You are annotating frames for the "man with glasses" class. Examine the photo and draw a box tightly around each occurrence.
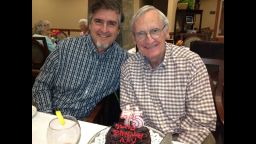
[120,5,216,144]
[32,0,128,121]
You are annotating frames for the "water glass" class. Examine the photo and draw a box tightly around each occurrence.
[47,115,81,144]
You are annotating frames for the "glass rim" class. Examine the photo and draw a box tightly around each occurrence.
[48,115,80,131]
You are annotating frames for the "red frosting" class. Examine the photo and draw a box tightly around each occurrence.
[112,123,144,143]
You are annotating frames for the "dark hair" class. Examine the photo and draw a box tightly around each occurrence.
[88,0,122,27]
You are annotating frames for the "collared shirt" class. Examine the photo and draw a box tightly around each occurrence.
[32,35,128,120]
[120,42,216,144]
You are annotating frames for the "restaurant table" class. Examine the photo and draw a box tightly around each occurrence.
[33,111,183,144]
[32,111,107,144]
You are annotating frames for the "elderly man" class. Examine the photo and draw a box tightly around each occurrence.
[120,5,216,144]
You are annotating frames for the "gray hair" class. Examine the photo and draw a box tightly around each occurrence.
[79,18,88,25]
[33,20,51,35]
[88,0,122,28]
[130,5,169,33]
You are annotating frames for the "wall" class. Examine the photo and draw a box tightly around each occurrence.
[137,0,218,32]
[167,0,178,32]
[32,0,219,48]
[122,0,134,49]
[200,0,218,30]
[153,0,168,19]
[32,0,88,29]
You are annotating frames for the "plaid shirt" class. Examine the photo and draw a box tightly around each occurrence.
[32,35,128,120]
[120,43,216,144]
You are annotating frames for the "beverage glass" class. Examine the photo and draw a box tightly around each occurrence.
[47,115,81,144]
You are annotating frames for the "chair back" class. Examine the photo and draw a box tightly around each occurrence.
[201,58,224,125]
[32,37,49,69]
[190,40,224,60]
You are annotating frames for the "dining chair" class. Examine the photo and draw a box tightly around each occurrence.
[190,40,224,60]
[32,37,49,69]
[201,58,224,143]
[202,58,224,125]
[32,37,49,85]
[33,37,49,52]
[84,91,121,126]
[84,101,103,123]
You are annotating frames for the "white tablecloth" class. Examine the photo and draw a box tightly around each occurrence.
[32,110,183,144]
[32,111,107,144]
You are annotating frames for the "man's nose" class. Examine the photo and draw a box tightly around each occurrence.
[145,32,154,42]
[101,23,108,32]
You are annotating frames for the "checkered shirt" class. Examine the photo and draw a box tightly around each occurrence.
[32,35,128,120]
[120,43,216,144]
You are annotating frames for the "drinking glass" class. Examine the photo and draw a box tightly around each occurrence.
[47,115,81,144]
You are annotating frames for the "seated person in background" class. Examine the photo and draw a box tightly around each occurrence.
[33,20,57,52]
[79,18,89,36]
[120,5,216,144]
[32,0,128,121]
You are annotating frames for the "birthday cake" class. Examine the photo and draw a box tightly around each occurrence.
[105,120,151,144]
[105,105,151,144]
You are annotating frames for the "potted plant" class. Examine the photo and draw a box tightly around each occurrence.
[178,0,195,10]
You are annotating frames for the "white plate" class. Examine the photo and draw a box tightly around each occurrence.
[32,105,37,118]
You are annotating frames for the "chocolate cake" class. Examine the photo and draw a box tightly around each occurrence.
[105,121,151,144]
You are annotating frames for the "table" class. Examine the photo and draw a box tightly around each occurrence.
[32,111,183,144]
[32,111,107,144]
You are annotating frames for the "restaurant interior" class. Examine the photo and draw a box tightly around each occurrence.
[32,0,224,143]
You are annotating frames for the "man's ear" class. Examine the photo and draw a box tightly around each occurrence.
[164,26,170,40]
[131,33,136,44]
[165,32,170,40]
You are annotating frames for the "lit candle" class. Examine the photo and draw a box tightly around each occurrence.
[120,105,133,126]
[131,107,144,128]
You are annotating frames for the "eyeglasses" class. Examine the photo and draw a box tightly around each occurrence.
[135,24,166,41]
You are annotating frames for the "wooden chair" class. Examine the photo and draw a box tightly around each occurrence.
[84,91,121,125]
[32,37,49,85]
[202,58,224,125]
[84,101,103,123]
[32,37,49,69]
[190,40,224,60]
[202,58,224,144]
